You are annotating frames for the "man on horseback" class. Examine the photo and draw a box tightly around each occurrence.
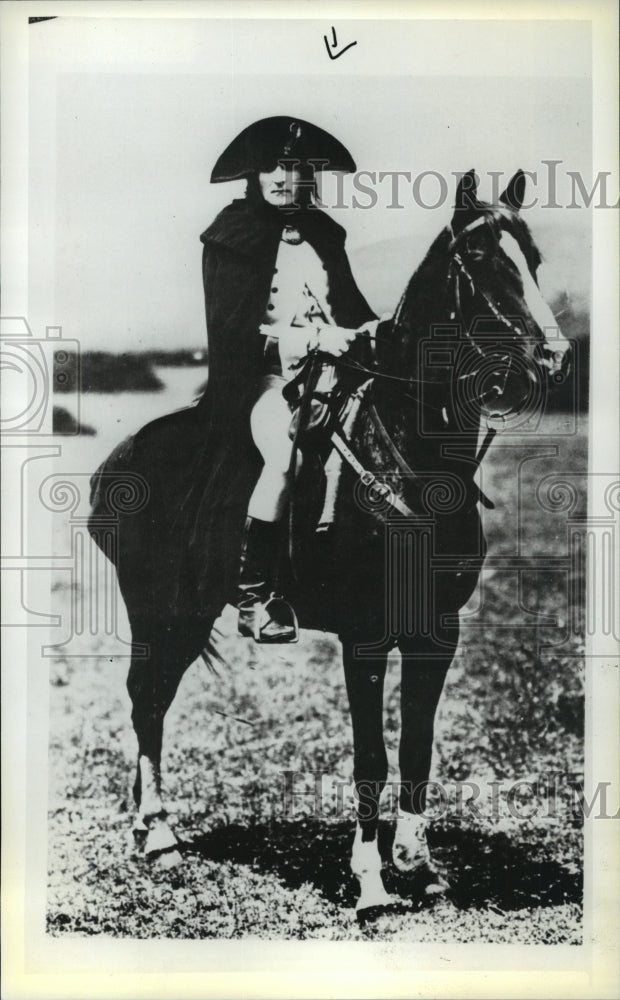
[203,117,379,643]
[89,143,570,914]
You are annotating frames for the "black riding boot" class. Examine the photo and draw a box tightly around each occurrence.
[237,517,298,643]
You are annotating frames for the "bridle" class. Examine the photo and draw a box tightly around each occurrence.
[447,215,535,342]
[326,213,546,518]
[289,216,530,537]
[446,217,518,412]
[335,213,541,413]
[289,214,548,536]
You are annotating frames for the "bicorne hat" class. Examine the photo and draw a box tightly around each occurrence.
[210,116,356,182]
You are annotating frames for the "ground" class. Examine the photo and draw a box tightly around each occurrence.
[46,377,585,941]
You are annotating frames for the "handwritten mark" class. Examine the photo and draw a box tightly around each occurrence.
[324,26,357,60]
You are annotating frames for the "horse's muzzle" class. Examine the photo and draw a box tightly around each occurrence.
[483,365,541,417]
[459,351,543,419]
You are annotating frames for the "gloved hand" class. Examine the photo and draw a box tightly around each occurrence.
[309,325,360,357]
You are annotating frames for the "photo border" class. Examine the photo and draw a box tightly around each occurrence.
[2,2,618,998]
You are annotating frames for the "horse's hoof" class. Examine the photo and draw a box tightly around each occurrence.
[351,826,393,913]
[356,879,394,914]
[425,882,448,898]
[392,811,430,873]
[152,848,183,870]
[355,874,398,926]
[144,816,180,858]
[356,901,396,925]
[399,861,450,903]
[421,865,450,898]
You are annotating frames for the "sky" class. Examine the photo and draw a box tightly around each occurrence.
[28,14,593,351]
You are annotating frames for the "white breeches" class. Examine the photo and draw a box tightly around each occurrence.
[248,380,302,522]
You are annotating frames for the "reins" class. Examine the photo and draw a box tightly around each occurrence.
[285,214,528,552]
[336,215,533,401]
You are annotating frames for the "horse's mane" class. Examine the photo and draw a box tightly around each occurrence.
[495,207,543,275]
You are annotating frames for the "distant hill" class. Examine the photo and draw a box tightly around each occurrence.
[53,349,207,394]
[52,406,96,436]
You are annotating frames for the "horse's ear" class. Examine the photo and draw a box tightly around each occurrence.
[453,169,480,218]
[499,170,526,211]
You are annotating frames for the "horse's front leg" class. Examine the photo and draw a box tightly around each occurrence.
[342,638,394,913]
[393,622,459,896]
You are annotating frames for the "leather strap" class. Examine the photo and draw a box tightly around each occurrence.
[329,428,417,520]
[368,402,419,480]
[474,425,496,467]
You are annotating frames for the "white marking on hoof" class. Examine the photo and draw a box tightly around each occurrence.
[131,757,183,865]
[144,816,179,858]
[351,824,394,913]
[152,848,183,870]
[392,811,431,873]
[391,815,450,898]
[424,875,449,897]
[356,871,394,913]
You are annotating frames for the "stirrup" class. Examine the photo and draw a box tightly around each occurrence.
[238,595,299,644]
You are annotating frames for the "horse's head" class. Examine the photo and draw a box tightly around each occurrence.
[443,169,571,421]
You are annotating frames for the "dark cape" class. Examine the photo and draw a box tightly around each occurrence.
[89,197,376,630]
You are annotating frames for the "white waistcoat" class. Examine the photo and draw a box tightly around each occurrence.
[262,237,335,330]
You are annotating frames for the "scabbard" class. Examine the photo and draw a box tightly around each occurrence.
[316,379,373,532]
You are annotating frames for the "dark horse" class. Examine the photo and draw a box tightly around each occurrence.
[89,171,569,910]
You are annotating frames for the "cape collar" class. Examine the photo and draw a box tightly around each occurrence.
[200,197,346,260]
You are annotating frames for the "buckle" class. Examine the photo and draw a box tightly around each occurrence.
[360,471,375,486]
[370,482,390,500]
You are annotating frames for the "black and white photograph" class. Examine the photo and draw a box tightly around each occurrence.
[1,2,618,998]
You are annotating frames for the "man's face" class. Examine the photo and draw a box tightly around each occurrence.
[257,164,302,207]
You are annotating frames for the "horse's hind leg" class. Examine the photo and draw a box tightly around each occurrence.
[127,618,211,862]
[342,638,393,911]
[127,650,186,862]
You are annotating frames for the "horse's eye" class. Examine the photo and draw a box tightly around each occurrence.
[466,233,491,261]
[468,247,486,262]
